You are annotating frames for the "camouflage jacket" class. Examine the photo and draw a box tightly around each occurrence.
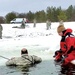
[6,54,42,66]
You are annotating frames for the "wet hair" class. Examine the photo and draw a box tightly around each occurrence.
[21,48,28,55]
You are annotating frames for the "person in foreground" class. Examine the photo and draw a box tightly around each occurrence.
[53,24,75,68]
[6,48,42,67]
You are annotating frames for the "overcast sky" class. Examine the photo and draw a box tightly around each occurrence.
[0,0,75,17]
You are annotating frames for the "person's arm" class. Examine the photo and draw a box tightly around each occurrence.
[6,58,16,66]
[32,55,42,64]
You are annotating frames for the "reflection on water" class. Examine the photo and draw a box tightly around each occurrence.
[4,57,75,75]
[59,67,75,75]
[0,45,68,75]
[0,60,59,75]
[54,60,75,75]
[0,45,58,75]
[7,66,30,75]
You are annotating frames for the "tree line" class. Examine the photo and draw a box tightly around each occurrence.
[0,5,75,23]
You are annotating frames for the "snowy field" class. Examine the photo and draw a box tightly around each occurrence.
[0,22,75,75]
[1,22,75,53]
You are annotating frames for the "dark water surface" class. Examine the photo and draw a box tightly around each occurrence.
[0,60,59,75]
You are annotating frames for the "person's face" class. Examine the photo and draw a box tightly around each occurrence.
[58,32,63,36]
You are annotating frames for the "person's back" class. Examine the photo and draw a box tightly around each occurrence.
[6,48,42,66]
[6,54,42,66]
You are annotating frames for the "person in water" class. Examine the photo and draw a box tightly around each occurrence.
[6,48,42,66]
[53,24,75,67]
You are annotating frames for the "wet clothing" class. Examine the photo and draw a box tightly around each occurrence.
[6,54,42,66]
[53,50,62,62]
[60,29,75,55]
[54,28,75,65]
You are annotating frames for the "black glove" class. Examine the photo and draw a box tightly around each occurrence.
[53,49,62,57]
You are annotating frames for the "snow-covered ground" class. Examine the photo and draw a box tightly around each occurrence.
[1,22,75,51]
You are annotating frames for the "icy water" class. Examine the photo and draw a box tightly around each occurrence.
[0,40,60,75]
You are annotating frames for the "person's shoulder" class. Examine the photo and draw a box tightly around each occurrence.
[9,57,20,60]
[21,54,28,57]
[31,55,41,59]
[31,55,37,57]
[31,55,42,62]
